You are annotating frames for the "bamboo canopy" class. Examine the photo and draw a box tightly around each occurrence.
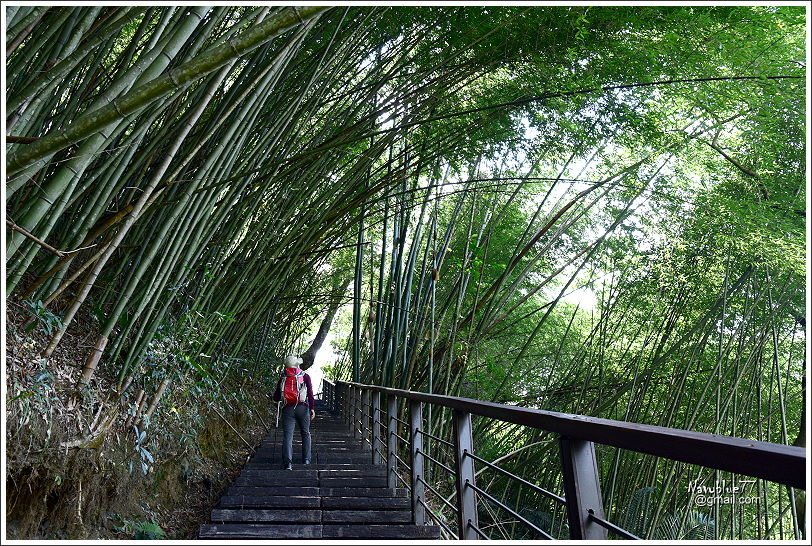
[4,5,805,540]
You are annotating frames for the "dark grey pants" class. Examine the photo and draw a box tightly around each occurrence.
[281,403,311,464]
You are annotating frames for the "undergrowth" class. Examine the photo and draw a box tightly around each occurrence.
[5,301,275,539]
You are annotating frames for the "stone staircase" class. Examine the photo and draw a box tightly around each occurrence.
[198,413,441,539]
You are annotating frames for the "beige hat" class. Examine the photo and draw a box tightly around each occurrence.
[284,355,303,368]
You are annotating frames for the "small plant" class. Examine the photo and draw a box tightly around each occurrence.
[88,298,107,326]
[23,299,62,336]
[131,426,154,475]
[112,516,166,540]
[131,520,166,540]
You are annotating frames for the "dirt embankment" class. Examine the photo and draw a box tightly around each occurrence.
[5,301,273,539]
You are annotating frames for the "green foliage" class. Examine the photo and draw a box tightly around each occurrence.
[654,510,715,540]
[5,5,805,539]
[517,508,569,540]
[615,486,717,539]
[23,299,62,336]
[132,520,166,540]
[9,369,54,404]
[113,517,166,540]
[618,486,657,537]
[131,426,154,476]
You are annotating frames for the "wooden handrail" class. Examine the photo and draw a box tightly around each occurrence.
[338,381,806,490]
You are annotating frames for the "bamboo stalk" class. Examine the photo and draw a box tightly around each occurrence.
[6,6,328,176]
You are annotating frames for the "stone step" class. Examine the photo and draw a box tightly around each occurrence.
[322,496,411,510]
[252,448,368,457]
[242,463,384,471]
[218,495,320,509]
[226,486,408,497]
[230,473,388,487]
[240,465,319,478]
[231,475,319,487]
[201,412,434,541]
[199,524,441,539]
[210,509,321,523]
[322,510,412,524]
[322,524,441,539]
[249,455,373,464]
[320,487,409,497]
[240,465,386,478]
[211,508,412,524]
[319,476,388,488]
[199,523,321,539]
[227,486,320,497]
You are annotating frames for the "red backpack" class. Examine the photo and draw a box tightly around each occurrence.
[282,368,307,405]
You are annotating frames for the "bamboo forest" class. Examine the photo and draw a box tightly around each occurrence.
[3,3,809,542]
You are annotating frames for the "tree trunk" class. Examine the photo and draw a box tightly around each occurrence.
[139,377,171,427]
[301,278,350,370]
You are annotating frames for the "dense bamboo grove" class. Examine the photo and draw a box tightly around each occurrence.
[4,4,807,540]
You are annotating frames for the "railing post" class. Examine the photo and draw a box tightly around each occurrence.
[362,389,371,450]
[353,386,362,441]
[326,381,334,412]
[409,399,426,525]
[387,394,398,489]
[559,436,607,540]
[343,383,350,423]
[453,410,479,539]
[336,383,348,422]
[348,385,355,434]
[372,391,382,464]
[338,382,348,422]
[346,384,353,431]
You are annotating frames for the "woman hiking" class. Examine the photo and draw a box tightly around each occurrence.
[273,355,316,469]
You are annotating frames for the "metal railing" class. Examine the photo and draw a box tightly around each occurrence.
[324,380,805,540]
[319,378,337,411]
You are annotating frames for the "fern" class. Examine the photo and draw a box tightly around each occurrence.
[654,513,682,540]
[131,521,165,540]
[618,486,656,537]
[653,509,715,539]
[617,486,716,540]
[681,511,715,540]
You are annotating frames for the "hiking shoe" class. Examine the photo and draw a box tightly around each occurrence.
[284,463,293,470]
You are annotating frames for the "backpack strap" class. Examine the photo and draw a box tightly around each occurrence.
[291,369,303,407]
[299,370,307,406]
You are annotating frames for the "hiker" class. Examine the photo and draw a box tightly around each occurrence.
[273,355,316,470]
